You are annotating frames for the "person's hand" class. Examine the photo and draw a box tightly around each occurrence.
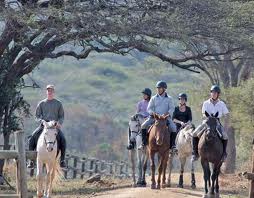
[56,122,61,129]
[180,122,185,126]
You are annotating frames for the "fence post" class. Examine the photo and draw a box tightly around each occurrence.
[89,160,94,177]
[249,138,254,198]
[81,158,86,179]
[95,161,98,174]
[15,130,28,198]
[73,157,78,179]
[64,156,69,179]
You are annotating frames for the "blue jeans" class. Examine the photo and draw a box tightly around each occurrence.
[141,116,176,133]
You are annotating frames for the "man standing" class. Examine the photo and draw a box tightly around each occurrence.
[27,85,67,168]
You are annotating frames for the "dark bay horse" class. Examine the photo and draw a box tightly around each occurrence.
[199,111,223,198]
[148,113,170,189]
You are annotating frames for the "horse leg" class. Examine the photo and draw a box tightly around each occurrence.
[141,147,148,186]
[130,149,136,187]
[201,159,209,195]
[137,148,142,186]
[149,150,156,189]
[162,150,169,188]
[36,159,43,198]
[191,157,196,189]
[166,153,173,187]
[157,152,163,189]
[47,163,56,198]
[44,163,51,197]
[177,157,185,188]
[209,164,218,196]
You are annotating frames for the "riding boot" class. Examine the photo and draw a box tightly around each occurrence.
[170,132,178,154]
[191,137,199,161]
[170,132,177,149]
[27,125,43,168]
[126,140,135,150]
[57,130,67,168]
[141,129,148,146]
[221,139,228,162]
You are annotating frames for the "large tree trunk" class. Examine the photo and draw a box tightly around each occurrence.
[221,123,236,173]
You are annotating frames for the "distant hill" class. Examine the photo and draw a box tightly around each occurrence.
[21,52,208,160]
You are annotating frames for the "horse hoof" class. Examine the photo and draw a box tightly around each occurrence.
[151,184,156,189]
[177,184,183,188]
[141,181,147,187]
[136,181,142,187]
[166,183,171,188]
[132,183,137,188]
[191,183,196,189]
[162,183,166,188]
[156,184,161,189]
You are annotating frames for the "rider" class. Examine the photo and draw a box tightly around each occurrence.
[141,81,176,146]
[172,93,192,151]
[27,85,67,168]
[191,85,229,162]
[127,88,152,150]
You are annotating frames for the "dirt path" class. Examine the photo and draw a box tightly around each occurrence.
[92,186,204,198]
[91,173,247,198]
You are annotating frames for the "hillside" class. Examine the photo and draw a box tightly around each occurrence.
[21,52,208,160]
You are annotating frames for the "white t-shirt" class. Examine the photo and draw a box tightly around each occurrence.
[202,99,229,118]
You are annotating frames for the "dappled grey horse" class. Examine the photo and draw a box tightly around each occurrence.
[167,124,196,188]
[128,114,149,187]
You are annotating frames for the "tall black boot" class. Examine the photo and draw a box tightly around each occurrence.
[141,129,148,146]
[27,125,43,168]
[191,137,199,161]
[170,132,177,149]
[127,128,134,150]
[57,130,67,168]
[221,139,228,162]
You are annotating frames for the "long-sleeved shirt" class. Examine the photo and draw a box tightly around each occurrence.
[136,100,149,118]
[173,106,192,131]
[202,99,229,118]
[147,93,175,118]
[35,98,64,124]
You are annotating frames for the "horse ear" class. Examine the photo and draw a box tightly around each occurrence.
[154,113,158,120]
[214,112,219,118]
[205,111,210,117]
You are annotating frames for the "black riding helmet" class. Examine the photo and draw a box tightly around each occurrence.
[178,93,188,101]
[210,85,221,94]
[156,81,167,89]
[142,88,152,97]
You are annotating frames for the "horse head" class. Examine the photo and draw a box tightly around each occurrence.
[153,113,168,146]
[43,121,58,152]
[204,111,219,139]
[180,123,195,143]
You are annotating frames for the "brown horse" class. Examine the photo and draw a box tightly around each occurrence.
[199,111,223,198]
[148,113,170,189]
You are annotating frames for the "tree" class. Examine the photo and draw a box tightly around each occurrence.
[0,0,254,177]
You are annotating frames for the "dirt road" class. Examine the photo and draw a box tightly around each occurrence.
[93,186,204,198]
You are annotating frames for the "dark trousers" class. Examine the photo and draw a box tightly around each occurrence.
[28,124,66,161]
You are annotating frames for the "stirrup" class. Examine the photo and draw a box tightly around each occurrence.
[191,154,199,161]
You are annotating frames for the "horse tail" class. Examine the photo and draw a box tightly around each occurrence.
[53,152,65,185]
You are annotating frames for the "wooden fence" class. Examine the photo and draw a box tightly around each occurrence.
[62,155,130,179]
[0,131,36,198]
[29,154,130,179]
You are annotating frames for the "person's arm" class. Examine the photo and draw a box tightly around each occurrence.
[201,102,207,118]
[58,103,64,126]
[188,107,193,122]
[167,97,174,118]
[35,102,44,124]
[136,101,141,114]
[147,97,155,115]
[172,107,184,124]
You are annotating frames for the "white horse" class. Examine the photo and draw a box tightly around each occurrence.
[167,123,196,189]
[129,114,149,187]
[36,121,60,198]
